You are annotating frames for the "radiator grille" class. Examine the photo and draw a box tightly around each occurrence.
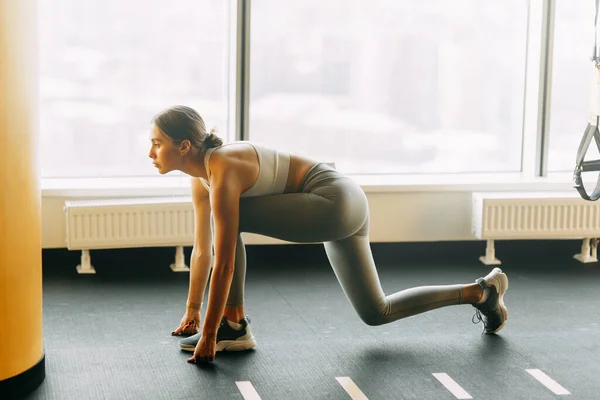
[64,197,195,250]
[472,193,600,239]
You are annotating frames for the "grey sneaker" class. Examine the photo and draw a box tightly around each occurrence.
[472,268,509,334]
[179,316,257,352]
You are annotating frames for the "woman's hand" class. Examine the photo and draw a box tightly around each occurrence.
[171,310,201,336]
[187,333,217,363]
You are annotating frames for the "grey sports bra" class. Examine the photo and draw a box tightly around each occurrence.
[199,141,291,198]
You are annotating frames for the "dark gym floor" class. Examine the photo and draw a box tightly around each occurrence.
[26,240,600,399]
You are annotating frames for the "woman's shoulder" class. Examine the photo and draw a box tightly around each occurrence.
[211,141,277,159]
[218,140,267,149]
[206,141,267,173]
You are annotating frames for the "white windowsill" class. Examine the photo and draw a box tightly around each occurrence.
[41,172,577,198]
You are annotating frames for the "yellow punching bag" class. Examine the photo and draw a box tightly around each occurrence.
[0,0,45,398]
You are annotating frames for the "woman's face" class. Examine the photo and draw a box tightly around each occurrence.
[148,123,182,174]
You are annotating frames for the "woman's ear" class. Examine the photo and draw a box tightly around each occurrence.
[179,140,191,156]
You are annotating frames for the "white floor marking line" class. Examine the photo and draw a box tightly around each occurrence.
[432,373,473,399]
[526,369,571,395]
[336,377,369,400]
[235,381,262,400]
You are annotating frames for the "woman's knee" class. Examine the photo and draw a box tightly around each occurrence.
[357,309,388,326]
[352,299,390,326]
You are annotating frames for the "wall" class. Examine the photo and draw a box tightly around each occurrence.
[41,173,575,248]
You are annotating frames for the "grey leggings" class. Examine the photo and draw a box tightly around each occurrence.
[223,163,464,326]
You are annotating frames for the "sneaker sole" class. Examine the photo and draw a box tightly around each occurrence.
[485,268,509,334]
[180,336,257,353]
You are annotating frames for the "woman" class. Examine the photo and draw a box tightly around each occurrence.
[148,105,509,364]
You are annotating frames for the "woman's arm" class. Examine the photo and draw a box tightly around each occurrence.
[186,178,214,312]
[201,159,244,338]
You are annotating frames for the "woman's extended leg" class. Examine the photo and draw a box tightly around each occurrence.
[224,206,482,325]
[323,214,497,326]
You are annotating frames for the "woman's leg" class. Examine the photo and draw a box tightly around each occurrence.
[323,214,484,326]
[223,233,246,323]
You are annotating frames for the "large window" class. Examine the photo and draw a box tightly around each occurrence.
[248,0,530,174]
[547,0,598,172]
[38,0,231,178]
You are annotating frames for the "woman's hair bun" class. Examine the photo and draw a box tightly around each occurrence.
[204,128,223,148]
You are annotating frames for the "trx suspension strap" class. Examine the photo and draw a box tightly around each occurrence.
[574,0,600,200]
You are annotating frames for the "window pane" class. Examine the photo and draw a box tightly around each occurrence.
[38,0,230,178]
[249,0,528,174]
[548,0,598,172]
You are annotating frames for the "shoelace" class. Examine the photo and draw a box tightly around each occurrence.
[472,308,486,335]
[471,282,490,326]
[472,308,483,325]
[472,284,490,333]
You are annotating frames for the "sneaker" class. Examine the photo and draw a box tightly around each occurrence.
[472,267,509,334]
[179,316,257,352]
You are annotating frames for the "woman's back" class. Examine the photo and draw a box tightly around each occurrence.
[201,141,319,197]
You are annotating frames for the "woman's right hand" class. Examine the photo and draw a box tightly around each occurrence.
[171,311,201,336]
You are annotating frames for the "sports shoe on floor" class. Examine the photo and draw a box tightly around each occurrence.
[179,316,257,352]
[472,267,509,334]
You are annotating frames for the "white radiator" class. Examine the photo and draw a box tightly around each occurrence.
[64,197,195,274]
[472,192,600,265]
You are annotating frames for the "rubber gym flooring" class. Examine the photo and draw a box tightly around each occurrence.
[26,240,600,399]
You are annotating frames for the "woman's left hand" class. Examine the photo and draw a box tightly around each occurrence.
[187,333,217,363]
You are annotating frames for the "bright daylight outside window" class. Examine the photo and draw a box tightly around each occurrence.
[38,0,230,178]
[249,0,529,175]
[548,0,599,173]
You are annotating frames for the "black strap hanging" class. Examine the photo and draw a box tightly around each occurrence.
[573,0,600,201]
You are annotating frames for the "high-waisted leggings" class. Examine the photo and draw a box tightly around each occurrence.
[222,163,464,326]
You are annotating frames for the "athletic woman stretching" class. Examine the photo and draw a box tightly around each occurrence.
[148,106,509,364]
